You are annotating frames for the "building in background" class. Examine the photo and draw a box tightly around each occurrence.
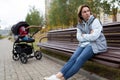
[101,12,120,24]
[45,0,53,25]
[117,13,120,22]
[0,29,10,36]
[103,14,113,24]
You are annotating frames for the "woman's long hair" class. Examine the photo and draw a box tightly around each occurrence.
[77,4,96,23]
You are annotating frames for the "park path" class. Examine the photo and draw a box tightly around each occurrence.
[0,38,89,80]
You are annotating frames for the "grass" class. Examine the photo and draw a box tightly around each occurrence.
[33,32,47,50]
[83,61,120,80]
[0,35,6,39]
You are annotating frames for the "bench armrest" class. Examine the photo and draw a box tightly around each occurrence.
[39,36,48,43]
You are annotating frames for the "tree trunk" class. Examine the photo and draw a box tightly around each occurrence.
[112,8,118,22]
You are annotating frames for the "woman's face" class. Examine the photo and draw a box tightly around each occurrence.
[81,7,91,21]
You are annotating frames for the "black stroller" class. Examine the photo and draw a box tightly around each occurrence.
[11,21,42,64]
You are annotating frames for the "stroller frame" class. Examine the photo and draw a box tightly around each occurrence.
[12,22,42,64]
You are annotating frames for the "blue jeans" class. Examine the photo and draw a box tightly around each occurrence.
[22,36,34,42]
[60,45,94,79]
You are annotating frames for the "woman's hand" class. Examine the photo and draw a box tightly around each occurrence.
[90,30,94,34]
[81,34,84,37]
[81,30,94,37]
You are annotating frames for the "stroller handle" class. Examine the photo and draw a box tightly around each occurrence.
[28,26,42,38]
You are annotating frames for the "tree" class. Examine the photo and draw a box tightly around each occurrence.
[48,0,102,29]
[67,0,85,26]
[67,0,101,25]
[101,0,120,22]
[48,0,70,29]
[48,0,84,29]
[25,7,44,32]
[47,0,120,30]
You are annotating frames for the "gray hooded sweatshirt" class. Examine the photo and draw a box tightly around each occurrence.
[76,15,107,54]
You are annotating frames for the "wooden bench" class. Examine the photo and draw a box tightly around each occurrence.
[37,22,120,68]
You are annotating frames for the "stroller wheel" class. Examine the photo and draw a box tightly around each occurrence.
[20,53,28,64]
[12,54,19,61]
[34,51,42,60]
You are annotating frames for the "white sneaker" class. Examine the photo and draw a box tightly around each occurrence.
[44,75,60,80]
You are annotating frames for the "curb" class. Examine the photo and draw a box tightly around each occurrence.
[43,53,108,80]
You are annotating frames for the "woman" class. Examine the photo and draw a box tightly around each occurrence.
[44,4,107,80]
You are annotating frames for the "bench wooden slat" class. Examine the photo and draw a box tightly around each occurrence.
[38,22,120,68]
[38,43,76,52]
[94,55,120,63]
[91,59,120,68]
[100,53,120,58]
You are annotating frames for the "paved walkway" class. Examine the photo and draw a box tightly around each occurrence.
[0,38,89,80]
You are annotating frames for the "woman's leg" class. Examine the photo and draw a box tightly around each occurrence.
[43,47,84,80]
[60,46,84,76]
[63,45,94,79]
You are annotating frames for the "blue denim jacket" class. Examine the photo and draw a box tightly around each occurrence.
[76,15,107,54]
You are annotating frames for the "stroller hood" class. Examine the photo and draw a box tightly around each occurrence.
[11,21,29,35]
